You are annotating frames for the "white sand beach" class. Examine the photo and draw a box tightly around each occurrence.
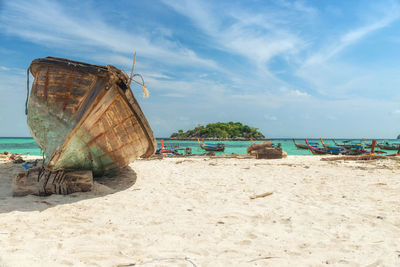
[0,155,399,266]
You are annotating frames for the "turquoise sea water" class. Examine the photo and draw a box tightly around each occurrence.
[1,137,398,156]
[0,137,42,155]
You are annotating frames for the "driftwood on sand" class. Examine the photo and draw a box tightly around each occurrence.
[249,191,274,199]
[13,167,93,197]
[246,141,272,153]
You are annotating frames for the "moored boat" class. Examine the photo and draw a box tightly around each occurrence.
[320,138,346,152]
[377,141,400,150]
[332,139,364,150]
[362,138,372,148]
[292,139,308,149]
[198,139,225,152]
[305,139,341,155]
[27,57,156,176]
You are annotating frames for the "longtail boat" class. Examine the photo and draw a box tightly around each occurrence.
[292,139,308,149]
[332,139,364,150]
[362,138,372,148]
[320,138,343,149]
[320,138,330,148]
[197,139,225,152]
[156,139,182,155]
[305,139,342,155]
[27,57,156,176]
[319,138,346,153]
[332,139,356,147]
[377,141,400,150]
[369,139,398,156]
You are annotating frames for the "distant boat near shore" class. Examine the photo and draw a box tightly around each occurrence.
[292,139,308,149]
[377,141,400,150]
[197,139,225,152]
[3,137,400,157]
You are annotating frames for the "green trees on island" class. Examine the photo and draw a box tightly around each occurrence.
[170,122,265,139]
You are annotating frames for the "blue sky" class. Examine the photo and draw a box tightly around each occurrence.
[1,0,400,138]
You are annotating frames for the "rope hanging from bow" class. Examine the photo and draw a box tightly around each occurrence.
[128,52,149,98]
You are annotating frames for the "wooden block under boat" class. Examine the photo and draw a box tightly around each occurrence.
[13,168,93,196]
[255,147,283,159]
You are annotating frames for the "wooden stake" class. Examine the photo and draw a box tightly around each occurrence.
[128,52,136,86]
[250,191,273,199]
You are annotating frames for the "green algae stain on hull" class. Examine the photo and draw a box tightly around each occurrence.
[27,94,76,166]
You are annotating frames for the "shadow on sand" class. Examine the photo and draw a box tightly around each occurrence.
[0,160,137,214]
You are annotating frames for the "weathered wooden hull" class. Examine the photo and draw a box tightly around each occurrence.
[27,57,156,176]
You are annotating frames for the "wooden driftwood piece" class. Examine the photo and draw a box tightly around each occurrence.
[321,155,400,161]
[250,191,273,199]
[256,147,283,159]
[13,167,93,197]
[247,142,283,159]
[246,142,272,154]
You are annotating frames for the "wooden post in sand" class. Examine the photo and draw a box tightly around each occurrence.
[13,167,93,197]
[370,139,376,155]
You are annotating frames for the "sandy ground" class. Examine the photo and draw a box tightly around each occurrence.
[0,155,399,266]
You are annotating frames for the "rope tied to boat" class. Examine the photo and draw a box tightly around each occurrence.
[107,63,149,98]
[127,52,149,98]
[131,73,149,98]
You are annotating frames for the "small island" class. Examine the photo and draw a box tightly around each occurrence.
[169,122,265,140]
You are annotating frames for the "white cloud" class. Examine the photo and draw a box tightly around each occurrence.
[303,3,400,67]
[160,93,186,98]
[288,89,309,97]
[264,114,277,121]
[1,0,400,138]
[0,0,219,70]
[144,73,173,80]
[162,0,304,67]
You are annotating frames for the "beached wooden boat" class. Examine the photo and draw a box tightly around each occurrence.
[27,57,156,176]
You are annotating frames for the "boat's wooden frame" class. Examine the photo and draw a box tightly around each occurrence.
[27,57,156,176]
